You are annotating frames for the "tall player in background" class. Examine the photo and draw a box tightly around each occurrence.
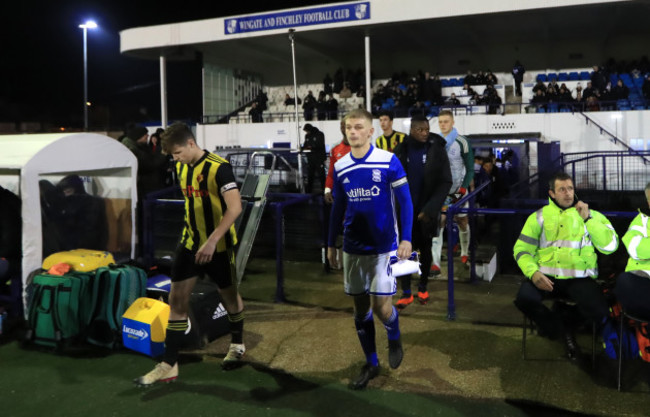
[327,109,413,390]
[135,122,246,386]
[431,110,474,275]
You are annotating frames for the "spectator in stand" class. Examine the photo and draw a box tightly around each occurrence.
[248,101,263,123]
[530,89,548,112]
[591,65,608,95]
[462,83,476,97]
[475,71,486,85]
[323,73,333,95]
[611,79,630,101]
[512,60,526,96]
[487,90,502,114]
[557,86,573,105]
[642,73,650,101]
[582,81,597,101]
[585,95,600,112]
[284,93,301,106]
[326,93,339,120]
[485,71,498,86]
[303,90,317,121]
[444,93,460,106]
[547,77,560,93]
[356,85,366,98]
[532,80,547,95]
[255,90,269,111]
[463,70,476,86]
[333,68,344,93]
[317,91,328,121]
[408,100,427,117]
[545,86,558,103]
[339,82,352,99]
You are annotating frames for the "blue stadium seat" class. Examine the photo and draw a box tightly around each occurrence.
[631,98,645,107]
[536,73,547,82]
[633,105,646,110]
[617,99,630,108]
[536,107,546,113]
[428,106,440,117]
[568,72,579,80]
[560,107,571,112]
[580,71,591,80]
[610,74,619,85]
[634,77,644,87]
[619,105,631,111]
[441,79,451,87]
[547,72,557,81]
[558,72,568,81]
[546,103,559,113]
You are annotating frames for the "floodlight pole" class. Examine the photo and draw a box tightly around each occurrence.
[288,28,304,193]
[79,21,97,131]
[82,26,89,131]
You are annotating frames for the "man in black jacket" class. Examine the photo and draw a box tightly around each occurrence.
[301,124,327,193]
[393,115,452,308]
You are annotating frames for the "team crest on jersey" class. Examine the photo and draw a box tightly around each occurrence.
[372,169,381,182]
[196,174,204,183]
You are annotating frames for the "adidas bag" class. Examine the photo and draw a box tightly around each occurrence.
[182,280,230,349]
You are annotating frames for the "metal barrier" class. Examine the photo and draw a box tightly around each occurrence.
[268,192,322,302]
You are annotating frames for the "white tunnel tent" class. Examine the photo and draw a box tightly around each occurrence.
[0,133,138,311]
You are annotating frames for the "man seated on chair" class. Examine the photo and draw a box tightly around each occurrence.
[513,171,619,361]
[615,182,650,319]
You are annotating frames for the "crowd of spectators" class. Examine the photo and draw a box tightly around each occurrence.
[529,57,650,113]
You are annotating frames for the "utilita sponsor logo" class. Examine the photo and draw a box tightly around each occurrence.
[346,185,380,198]
[123,325,149,340]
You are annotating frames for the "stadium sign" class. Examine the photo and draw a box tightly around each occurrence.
[225,2,370,34]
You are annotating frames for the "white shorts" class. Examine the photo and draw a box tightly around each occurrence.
[342,251,397,296]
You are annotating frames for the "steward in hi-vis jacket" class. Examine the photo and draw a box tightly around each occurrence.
[513,172,619,361]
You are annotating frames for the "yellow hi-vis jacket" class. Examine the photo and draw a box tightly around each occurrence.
[623,210,650,278]
[513,198,619,279]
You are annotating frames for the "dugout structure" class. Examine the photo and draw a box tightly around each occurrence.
[0,133,138,316]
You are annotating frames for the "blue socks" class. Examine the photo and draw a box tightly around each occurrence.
[354,310,378,366]
[382,306,401,341]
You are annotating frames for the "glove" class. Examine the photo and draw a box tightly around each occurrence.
[451,187,467,203]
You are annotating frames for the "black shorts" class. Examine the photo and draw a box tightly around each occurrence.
[171,246,237,289]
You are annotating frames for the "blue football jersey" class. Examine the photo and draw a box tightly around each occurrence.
[332,146,409,255]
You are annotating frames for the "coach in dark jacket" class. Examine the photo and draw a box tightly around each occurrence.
[393,115,452,306]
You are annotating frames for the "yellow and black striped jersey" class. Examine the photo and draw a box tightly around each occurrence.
[176,150,238,253]
[375,131,406,153]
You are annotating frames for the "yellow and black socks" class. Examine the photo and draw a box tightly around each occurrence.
[228,310,245,344]
[162,319,188,365]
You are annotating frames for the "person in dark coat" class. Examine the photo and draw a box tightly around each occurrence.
[392,115,452,307]
[512,60,526,96]
[301,123,327,193]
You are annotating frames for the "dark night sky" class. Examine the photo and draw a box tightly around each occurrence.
[0,1,338,131]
